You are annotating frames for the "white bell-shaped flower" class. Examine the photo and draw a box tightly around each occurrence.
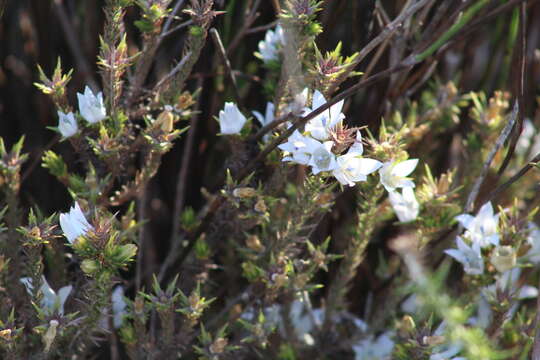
[257,25,285,63]
[304,90,345,141]
[378,159,418,192]
[218,102,247,135]
[332,132,381,186]
[308,141,337,174]
[278,129,321,165]
[455,201,499,248]
[388,187,419,223]
[57,111,78,138]
[59,202,93,244]
[77,86,106,124]
[444,236,484,275]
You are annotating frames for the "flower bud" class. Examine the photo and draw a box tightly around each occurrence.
[0,329,12,340]
[155,110,174,132]
[254,199,267,213]
[209,337,228,354]
[43,320,59,353]
[81,259,100,275]
[233,187,256,198]
[490,246,516,273]
[423,335,445,346]
[246,235,265,253]
[116,244,138,264]
[397,315,415,337]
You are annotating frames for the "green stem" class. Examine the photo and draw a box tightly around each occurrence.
[415,0,491,62]
[323,184,383,330]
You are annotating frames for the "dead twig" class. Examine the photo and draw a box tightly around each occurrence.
[464,101,519,213]
[210,28,243,109]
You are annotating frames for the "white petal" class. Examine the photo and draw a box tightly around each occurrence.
[356,158,382,175]
[393,159,418,177]
[455,214,474,229]
[252,110,265,126]
[57,285,73,315]
[312,90,326,109]
[518,285,538,299]
[444,249,467,264]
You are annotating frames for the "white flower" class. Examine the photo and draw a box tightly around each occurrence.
[252,102,275,127]
[455,201,499,248]
[59,202,93,244]
[516,119,540,159]
[112,286,127,329]
[477,268,538,328]
[218,102,247,135]
[257,25,285,63]
[484,268,538,301]
[20,276,72,316]
[244,298,324,346]
[285,88,309,116]
[288,300,325,346]
[378,159,418,192]
[332,132,382,186]
[308,141,337,174]
[388,187,419,222]
[352,332,395,360]
[304,90,345,141]
[77,86,106,124]
[278,129,321,165]
[252,102,275,142]
[444,236,484,275]
[57,111,78,138]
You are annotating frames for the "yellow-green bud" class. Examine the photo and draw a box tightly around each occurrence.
[81,259,100,274]
[490,246,516,273]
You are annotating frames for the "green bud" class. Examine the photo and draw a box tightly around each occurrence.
[116,244,137,264]
[81,259,100,275]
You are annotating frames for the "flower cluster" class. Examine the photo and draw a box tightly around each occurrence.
[216,88,420,224]
[444,202,501,275]
[257,25,285,64]
[57,86,107,138]
[278,90,382,187]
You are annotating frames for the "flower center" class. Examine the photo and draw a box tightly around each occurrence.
[313,148,332,170]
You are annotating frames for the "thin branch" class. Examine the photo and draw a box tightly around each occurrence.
[464,101,519,213]
[210,28,243,109]
[226,0,262,54]
[158,78,203,283]
[487,152,540,203]
[496,1,527,176]
[152,51,192,93]
[245,20,279,35]
[161,0,186,36]
[53,0,98,89]
[160,19,193,38]
[327,0,431,94]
